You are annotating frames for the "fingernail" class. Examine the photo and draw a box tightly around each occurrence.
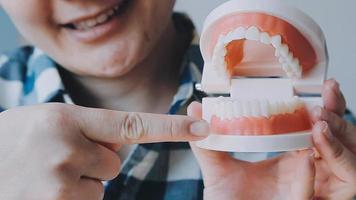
[313,106,323,118]
[327,79,341,96]
[190,120,210,137]
[316,121,333,141]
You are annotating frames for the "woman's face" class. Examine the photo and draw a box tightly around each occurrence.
[0,0,176,77]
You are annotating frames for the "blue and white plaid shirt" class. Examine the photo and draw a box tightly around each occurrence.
[1,16,355,200]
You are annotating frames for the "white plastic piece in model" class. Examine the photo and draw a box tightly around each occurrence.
[196,0,328,152]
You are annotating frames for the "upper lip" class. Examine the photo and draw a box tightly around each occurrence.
[59,1,123,26]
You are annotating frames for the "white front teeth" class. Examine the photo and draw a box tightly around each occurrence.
[271,35,282,48]
[279,44,289,57]
[212,36,230,78]
[246,26,260,41]
[260,32,271,45]
[74,5,119,30]
[212,26,303,79]
[224,27,246,44]
[213,97,305,120]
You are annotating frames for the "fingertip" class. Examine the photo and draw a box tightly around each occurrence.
[187,101,202,118]
[324,78,340,91]
[310,106,324,122]
[190,120,210,137]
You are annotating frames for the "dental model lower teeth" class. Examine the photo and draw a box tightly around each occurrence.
[211,97,311,135]
[213,97,304,120]
[196,0,328,152]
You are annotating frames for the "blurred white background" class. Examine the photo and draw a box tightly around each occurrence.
[1,0,356,113]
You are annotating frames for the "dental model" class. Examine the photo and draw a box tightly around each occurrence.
[196,0,328,152]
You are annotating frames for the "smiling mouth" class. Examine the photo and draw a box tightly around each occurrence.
[61,0,131,31]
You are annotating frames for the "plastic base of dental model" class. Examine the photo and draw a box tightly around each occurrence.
[195,131,312,152]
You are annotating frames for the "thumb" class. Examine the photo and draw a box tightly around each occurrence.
[312,121,356,181]
[188,102,235,185]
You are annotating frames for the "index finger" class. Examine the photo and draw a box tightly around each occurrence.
[74,106,209,145]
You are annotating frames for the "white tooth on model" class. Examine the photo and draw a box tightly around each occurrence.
[271,35,282,48]
[212,98,306,119]
[227,101,234,119]
[243,101,251,116]
[260,100,270,117]
[278,57,285,64]
[282,63,290,73]
[212,36,229,78]
[217,99,223,118]
[269,102,277,115]
[260,32,271,45]
[221,101,227,119]
[246,26,260,41]
[251,100,261,117]
[213,27,306,81]
[280,102,288,114]
[279,44,289,57]
[287,52,294,62]
[286,71,294,78]
[233,27,247,40]
[224,31,235,44]
[224,27,246,44]
[296,70,302,78]
[233,101,242,118]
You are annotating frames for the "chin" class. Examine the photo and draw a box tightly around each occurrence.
[96,63,134,78]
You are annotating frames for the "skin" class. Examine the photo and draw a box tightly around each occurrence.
[0,0,355,199]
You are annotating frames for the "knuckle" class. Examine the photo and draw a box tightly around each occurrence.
[332,142,345,160]
[119,113,147,142]
[51,149,79,178]
[166,118,180,140]
[36,104,72,129]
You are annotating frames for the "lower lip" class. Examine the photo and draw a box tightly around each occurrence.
[65,8,127,43]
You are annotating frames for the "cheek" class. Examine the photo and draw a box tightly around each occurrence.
[2,1,53,42]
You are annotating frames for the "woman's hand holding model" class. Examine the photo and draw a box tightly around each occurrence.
[311,79,356,199]
[189,79,356,200]
[0,104,209,200]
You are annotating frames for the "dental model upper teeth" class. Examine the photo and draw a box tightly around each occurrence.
[212,26,303,79]
[212,36,230,79]
[212,97,304,120]
[73,5,119,30]
[246,26,260,41]
[260,32,271,45]
[224,27,246,44]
